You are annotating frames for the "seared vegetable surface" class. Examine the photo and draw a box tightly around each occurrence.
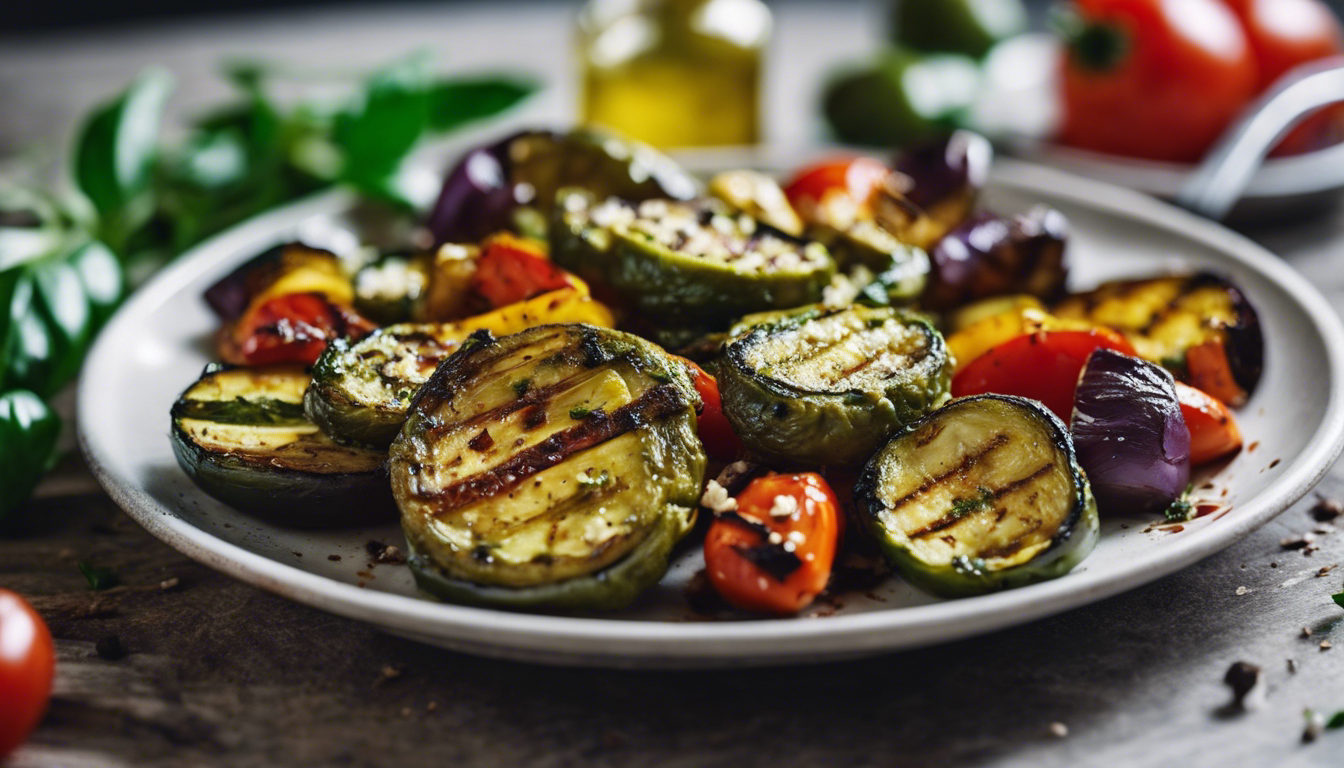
[924,206,1069,312]
[171,364,393,526]
[390,324,705,610]
[552,191,836,324]
[307,287,616,447]
[1071,349,1191,516]
[719,305,952,467]
[1052,273,1264,406]
[857,395,1099,597]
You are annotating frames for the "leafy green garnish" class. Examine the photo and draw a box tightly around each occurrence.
[570,406,593,420]
[77,561,119,590]
[1333,591,1344,610]
[1165,484,1196,523]
[0,392,62,517]
[1330,711,1344,730]
[512,378,532,397]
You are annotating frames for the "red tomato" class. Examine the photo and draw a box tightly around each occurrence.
[673,356,746,461]
[783,157,892,218]
[703,473,841,616]
[951,329,1137,423]
[1175,381,1243,464]
[1223,0,1344,155]
[0,590,54,757]
[225,292,377,366]
[1058,0,1259,162]
[470,234,574,309]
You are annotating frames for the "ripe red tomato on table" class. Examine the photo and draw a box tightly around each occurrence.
[1057,0,1260,163]
[0,589,55,757]
[1222,0,1344,155]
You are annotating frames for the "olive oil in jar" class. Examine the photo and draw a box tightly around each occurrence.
[578,0,771,148]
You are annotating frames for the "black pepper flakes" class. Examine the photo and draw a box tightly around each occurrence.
[1224,661,1263,711]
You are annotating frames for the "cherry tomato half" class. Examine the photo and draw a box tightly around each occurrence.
[470,234,575,310]
[224,292,377,367]
[783,157,892,219]
[703,473,841,616]
[951,328,1136,424]
[0,590,54,757]
[1058,0,1259,163]
[673,356,746,461]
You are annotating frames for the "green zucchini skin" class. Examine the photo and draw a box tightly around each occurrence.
[390,324,706,611]
[550,189,836,325]
[171,364,394,528]
[811,222,930,306]
[406,510,689,611]
[306,325,461,448]
[855,395,1099,597]
[718,305,952,467]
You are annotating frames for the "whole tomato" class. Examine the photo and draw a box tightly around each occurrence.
[1223,0,1344,155]
[0,590,55,757]
[1058,0,1259,163]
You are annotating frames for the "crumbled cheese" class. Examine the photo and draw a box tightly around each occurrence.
[700,480,738,514]
[769,495,800,519]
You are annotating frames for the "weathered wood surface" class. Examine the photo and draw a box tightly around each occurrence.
[3,3,1344,766]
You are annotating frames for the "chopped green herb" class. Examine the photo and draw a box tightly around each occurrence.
[1328,711,1344,730]
[569,406,592,420]
[649,368,673,384]
[950,487,995,518]
[1333,591,1344,609]
[78,561,119,590]
[577,469,612,492]
[511,378,531,397]
[1165,484,1196,523]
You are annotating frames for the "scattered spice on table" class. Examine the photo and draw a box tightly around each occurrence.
[1311,494,1343,523]
[1223,661,1264,711]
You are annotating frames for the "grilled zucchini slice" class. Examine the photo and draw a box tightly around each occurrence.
[1052,273,1263,405]
[390,324,706,610]
[306,287,616,447]
[551,190,836,325]
[719,305,952,467]
[170,364,393,527]
[856,395,1099,597]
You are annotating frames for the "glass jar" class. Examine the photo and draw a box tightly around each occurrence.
[577,0,771,148]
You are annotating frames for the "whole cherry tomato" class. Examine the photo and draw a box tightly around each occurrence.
[703,473,841,616]
[1223,0,1344,155]
[0,589,55,757]
[783,157,892,222]
[951,328,1137,424]
[673,356,746,461]
[1058,0,1259,162]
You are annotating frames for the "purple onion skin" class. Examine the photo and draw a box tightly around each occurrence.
[923,205,1069,311]
[1071,349,1191,517]
[203,243,287,321]
[426,131,541,246]
[892,130,992,213]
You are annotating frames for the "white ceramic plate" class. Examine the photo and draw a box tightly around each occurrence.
[79,158,1344,668]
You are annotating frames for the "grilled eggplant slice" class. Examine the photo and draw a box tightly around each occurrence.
[551,190,836,325]
[719,305,952,467]
[170,364,393,527]
[856,395,1099,597]
[1052,273,1264,406]
[306,287,616,447]
[390,324,706,610]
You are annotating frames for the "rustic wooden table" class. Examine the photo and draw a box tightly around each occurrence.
[3,3,1344,767]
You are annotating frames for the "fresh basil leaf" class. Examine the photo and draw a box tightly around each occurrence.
[0,390,62,519]
[1328,711,1344,730]
[1334,591,1344,609]
[335,54,431,204]
[73,69,174,228]
[428,77,538,133]
[68,241,125,325]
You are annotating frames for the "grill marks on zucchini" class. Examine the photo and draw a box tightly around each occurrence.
[719,306,952,467]
[170,365,394,527]
[551,190,836,324]
[391,325,705,605]
[857,396,1099,597]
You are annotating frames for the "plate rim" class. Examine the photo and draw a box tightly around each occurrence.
[77,158,1344,666]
